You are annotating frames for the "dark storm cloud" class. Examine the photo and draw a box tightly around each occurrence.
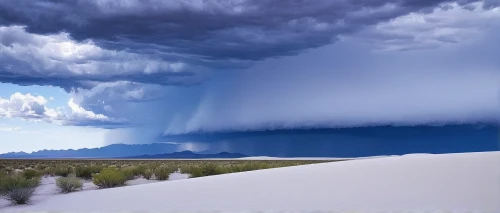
[160,125,499,157]
[0,70,196,91]
[0,0,497,91]
[0,0,493,61]
[0,25,199,91]
[0,0,499,131]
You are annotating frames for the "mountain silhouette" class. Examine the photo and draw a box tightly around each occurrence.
[121,150,248,159]
[0,143,179,158]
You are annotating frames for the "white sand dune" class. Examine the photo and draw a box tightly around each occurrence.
[3,151,499,213]
[238,156,354,160]
[239,155,404,160]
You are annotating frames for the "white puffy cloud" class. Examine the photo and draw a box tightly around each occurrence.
[0,92,124,127]
[64,98,114,124]
[343,2,500,51]
[0,92,64,122]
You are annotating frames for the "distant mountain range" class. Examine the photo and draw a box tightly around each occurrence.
[121,150,248,159]
[0,143,181,158]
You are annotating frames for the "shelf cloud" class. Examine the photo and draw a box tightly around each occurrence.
[0,0,498,141]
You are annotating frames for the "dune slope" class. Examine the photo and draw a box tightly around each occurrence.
[4,151,500,212]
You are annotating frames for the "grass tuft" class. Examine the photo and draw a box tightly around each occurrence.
[0,175,40,205]
[54,166,73,177]
[154,167,175,180]
[182,163,229,178]
[21,169,40,179]
[121,167,137,180]
[92,168,127,188]
[56,177,83,193]
[75,166,94,179]
[142,169,153,180]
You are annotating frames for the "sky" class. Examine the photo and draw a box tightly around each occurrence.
[0,0,499,154]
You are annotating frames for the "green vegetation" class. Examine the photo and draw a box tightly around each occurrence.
[75,166,94,179]
[179,161,298,178]
[56,177,83,193]
[21,169,40,179]
[0,158,344,204]
[3,167,14,175]
[0,159,341,193]
[181,163,228,178]
[121,167,137,180]
[47,166,74,177]
[154,167,175,180]
[0,175,40,205]
[133,165,147,177]
[1,159,336,177]
[92,168,127,188]
[35,164,48,171]
[4,188,37,205]
[142,169,153,180]
[0,175,40,193]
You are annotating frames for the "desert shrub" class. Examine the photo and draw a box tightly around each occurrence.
[42,167,55,176]
[185,166,204,178]
[35,164,47,171]
[92,168,126,188]
[3,188,36,205]
[142,169,153,180]
[4,167,14,174]
[21,169,40,179]
[121,167,136,180]
[179,165,195,174]
[134,166,147,176]
[75,166,93,179]
[227,164,243,173]
[54,166,73,177]
[0,175,40,205]
[90,165,104,173]
[246,163,256,171]
[56,177,83,193]
[207,164,229,175]
[235,162,270,172]
[0,175,40,193]
[154,167,174,180]
[147,163,160,171]
[184,164,228,178]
